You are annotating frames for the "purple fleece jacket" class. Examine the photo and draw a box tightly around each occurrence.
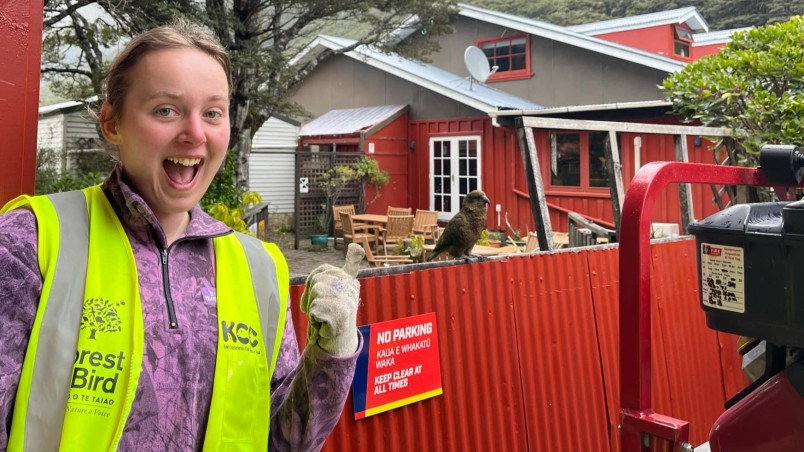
[0,167,360,451]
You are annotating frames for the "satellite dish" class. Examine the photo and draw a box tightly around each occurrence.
[464,46,491,83]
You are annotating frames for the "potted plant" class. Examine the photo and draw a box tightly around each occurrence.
[310,210,330,249]
[314,156,389,248]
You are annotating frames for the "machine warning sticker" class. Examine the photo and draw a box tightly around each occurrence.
[700,243,745,313]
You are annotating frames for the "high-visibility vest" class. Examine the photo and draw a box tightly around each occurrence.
[1,186,289,451]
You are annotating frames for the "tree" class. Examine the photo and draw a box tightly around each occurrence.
[42,0,457,191]
[662,17,804,161]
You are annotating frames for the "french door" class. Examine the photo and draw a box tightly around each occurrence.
[429,135,482,221]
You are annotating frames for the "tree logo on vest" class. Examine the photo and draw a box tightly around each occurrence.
[80,297,125,339]
[67,297,128,417]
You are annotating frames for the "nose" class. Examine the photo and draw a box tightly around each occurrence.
[179,115,207,146]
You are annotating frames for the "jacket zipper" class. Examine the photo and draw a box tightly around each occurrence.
[160,248,179,329]
[157,231,232,330]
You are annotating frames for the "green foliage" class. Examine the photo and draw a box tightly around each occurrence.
[35,147,110,195]
[476,228,490,245]
[662,17,804,161]
[201,151,262,234]
[317,156,390,233]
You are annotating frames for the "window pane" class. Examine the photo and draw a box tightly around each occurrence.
[674,42,690,57]
[434,177,442,193]
[511,42,526,54]
[435,196,442,211]
[511,55,526,70]
[551,133,581,187]
[468,139,477,155]
[481,47,494,58]
[495,41,511,56]
[460,178,467,194]
[434,159,442,176]
[434,141,441,158]
[442,141,451,157]
[459,159,466,175]
[468,159,477,176]
[443,178,451,194]
[459,140,468,156]
[496,57,510,72]
[588,132,610,188]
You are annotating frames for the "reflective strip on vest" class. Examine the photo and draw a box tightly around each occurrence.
[233,232,279,366]
[23,191,89,452]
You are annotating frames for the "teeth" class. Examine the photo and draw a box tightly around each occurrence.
[167,157,201,166]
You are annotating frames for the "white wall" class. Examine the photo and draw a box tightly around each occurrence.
[248,116,300,214]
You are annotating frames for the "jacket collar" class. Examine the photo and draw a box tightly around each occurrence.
[101,165,231,245]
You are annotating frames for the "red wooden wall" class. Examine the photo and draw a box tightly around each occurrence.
[365,112,410,214]
[592,25,683,61]
[289,238,746,451]
[0,1,43,204]
[409,117,726,235]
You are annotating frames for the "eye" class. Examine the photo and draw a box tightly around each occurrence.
[155,107,177,117]
[204,110,224,119]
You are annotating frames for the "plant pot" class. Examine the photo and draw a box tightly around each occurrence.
[310,234,329,249]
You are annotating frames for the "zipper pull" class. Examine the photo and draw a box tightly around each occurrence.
[161,248,168,265]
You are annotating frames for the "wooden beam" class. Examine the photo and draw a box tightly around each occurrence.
[520,116,734,137]
[604,131,625,237]
[674,135,694,233]
[515,119,554,251]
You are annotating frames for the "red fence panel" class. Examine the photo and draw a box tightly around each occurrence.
[288,238,742,451]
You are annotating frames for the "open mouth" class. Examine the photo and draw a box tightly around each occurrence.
[163,157,202,186]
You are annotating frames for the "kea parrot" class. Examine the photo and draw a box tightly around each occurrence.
[427,190,490,261]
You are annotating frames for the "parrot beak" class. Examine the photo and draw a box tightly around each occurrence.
[483,196,490,205]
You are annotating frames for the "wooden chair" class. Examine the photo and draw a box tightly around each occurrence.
[412,209,438,243]
[332,205,355,250]
[387,206,412,216]
[339,211,379,256]
[358,237,413,267]
[378,214,414,255]
[524,231,539,252]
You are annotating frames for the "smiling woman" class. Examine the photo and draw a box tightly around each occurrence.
[0,19,362,452]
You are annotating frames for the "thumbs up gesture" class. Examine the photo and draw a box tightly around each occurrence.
[300,243,366,356]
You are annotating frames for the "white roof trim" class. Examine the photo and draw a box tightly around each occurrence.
[567,7,708,35]
[488,100,672,117]
[692,27,752,46]
[458,4,685,73]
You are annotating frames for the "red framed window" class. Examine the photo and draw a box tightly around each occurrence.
[673,25,693,59]
[549,132,616,190]
[476,34,531,82]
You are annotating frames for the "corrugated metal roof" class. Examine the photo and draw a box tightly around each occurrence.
[299,104,407,137]
[692,27,752,46]
[300,36,542,114]
[457,4,686,73]
[567,6,708,34]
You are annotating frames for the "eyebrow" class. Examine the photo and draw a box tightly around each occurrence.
[148,91,229,102]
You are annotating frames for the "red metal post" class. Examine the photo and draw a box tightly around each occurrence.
[0,0,44,204]
[618,161,770,451]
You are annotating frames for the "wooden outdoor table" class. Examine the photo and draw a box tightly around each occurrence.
[351,213,388,225]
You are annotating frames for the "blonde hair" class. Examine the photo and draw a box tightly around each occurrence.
[101,19,232,123]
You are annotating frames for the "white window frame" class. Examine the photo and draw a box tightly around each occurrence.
[428,135,482,221]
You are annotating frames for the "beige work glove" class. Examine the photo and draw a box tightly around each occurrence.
[300,243,366,356]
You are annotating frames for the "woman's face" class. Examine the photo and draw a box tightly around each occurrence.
[101,47,230,222]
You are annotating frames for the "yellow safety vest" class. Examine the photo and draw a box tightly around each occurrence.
[1,186,289,451]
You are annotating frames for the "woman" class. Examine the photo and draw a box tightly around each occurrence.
[0,20,362,451]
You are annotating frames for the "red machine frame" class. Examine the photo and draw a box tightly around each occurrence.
[618,161,785,451]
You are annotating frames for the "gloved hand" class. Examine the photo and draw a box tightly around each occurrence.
[300,243,366,356]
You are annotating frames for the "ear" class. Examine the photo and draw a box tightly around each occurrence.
[99,102,123,145]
